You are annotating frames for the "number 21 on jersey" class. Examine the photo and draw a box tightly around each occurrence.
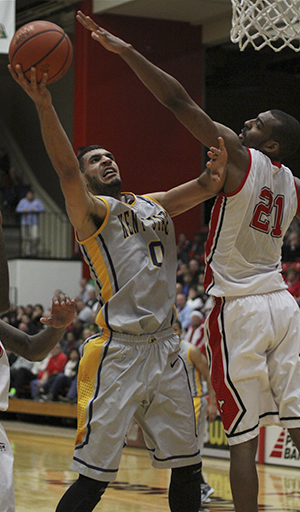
[250,187,284,238]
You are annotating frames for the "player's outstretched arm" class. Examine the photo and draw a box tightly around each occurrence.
[7,65,103,235]
[0,293,75,361]
[150,137,227,217]
[76,11,238,152]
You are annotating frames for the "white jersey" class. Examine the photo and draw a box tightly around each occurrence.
[0,342,9,411]
[204,148,299,297]
[76,193,177,335]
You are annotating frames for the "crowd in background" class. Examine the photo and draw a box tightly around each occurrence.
[3,277,100,404]
[2,217,300,405]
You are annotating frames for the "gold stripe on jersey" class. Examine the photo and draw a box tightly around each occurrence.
[75,198,113,330]
[84,236,112,302]
[75,328,110,446]
[193,396,201,428]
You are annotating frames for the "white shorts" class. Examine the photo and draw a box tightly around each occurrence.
[205,290,300,446]
[0,422,15,512]
[71,328,201,481]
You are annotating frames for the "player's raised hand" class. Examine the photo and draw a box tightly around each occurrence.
[8,64,51,107]
[40,293,75,329]
[206,136,228,183]
[76,10,129,54]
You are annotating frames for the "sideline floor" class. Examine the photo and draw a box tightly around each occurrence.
[3,420,300,512]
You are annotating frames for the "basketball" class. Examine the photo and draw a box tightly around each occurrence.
[8,20,73,84]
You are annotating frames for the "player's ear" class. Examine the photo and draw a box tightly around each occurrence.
[263,139,280,156]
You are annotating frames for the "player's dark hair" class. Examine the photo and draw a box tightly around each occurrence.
[77,145,105,173]
[270,110,300,160]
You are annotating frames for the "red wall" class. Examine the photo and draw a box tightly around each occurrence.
[74,0,204,240]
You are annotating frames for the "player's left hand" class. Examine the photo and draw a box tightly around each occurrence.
[206,136,228,183]
[40,293,75,329]
[76,10,129,54]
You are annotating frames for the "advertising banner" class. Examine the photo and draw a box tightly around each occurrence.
[264,426,300,467]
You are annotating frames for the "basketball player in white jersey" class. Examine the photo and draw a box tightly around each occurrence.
[8,43,227,512]
[0,212,75,512]
[75,11,300,512]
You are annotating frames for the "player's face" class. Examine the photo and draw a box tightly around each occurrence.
[83,148,122,197]
[238,111,277,150]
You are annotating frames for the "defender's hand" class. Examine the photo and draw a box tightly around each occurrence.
[40,293,75,329]
[76,10,130,54]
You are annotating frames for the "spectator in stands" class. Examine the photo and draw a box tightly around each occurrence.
[15,189,45,257]
[176,232,190,265]
[30,303,45,332]
[69,317,84,340]
[8,353,51,399]
[176,262,189,286]
[61,330,81,356]
[187,230,207,263]
[59,374,78,404]
[195,271,205,297]
[184,310,204,348]
[19,314,39,335]
[77,277,94,303]
[2,308,18,328]
[9,355,34,398]
[186,285,204,312]
[25,304,34,317]
[80,326,95,343]
[15,305,25,325]
[282,230,300,262]
[175,292,193,333]
[41,348,80,402]
[75,299,92,327]
[30,343,68,399]
[188,258,202,286]
[286,267,300,305]
[176,282,184,296]
[182,272,193,298]
[86,287,98,313]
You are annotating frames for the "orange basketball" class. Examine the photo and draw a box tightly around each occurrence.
[9,20,73,84]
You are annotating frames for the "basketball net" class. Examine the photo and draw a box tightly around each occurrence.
[230,0,300,52]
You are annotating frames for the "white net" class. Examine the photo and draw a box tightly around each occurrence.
[230,0,300,52]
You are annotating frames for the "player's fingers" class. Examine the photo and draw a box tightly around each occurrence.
[39,315,52,325]
[40,72,48,86]
[7,63,16,77]
[14,64,25,79]
[30,67,38,85]
[217,136,225,150]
